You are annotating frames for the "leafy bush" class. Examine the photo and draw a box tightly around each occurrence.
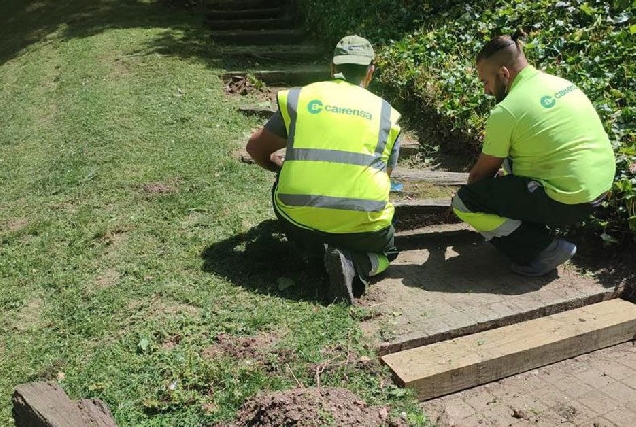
[296,0,636,244]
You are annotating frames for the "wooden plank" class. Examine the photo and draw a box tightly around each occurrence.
[12,382,116,427]
[392,168,468,185]
[381,299,636,401]
[393,198,452,215]
[77,399,117,427]
[13,382,87,427]
[222,65,328,85]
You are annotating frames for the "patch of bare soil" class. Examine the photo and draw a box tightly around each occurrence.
[95,268,120,289]
[225,75,282,111]
[227,387,408,427]
[202,332,278,360]
[141,182,178,194]
[7,218,29,232]
[201,332,296,371]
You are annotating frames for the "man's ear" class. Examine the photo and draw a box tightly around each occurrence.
[498,66,510,81]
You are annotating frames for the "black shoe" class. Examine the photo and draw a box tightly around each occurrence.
[323,246,356,304]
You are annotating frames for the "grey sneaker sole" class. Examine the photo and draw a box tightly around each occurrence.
[511,239,577,277]
[324,248,355,304]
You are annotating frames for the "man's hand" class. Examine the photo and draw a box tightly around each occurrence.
[246,127,287,172]
[467,153,505,185]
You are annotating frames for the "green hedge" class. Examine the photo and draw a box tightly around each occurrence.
[295,0,636,244]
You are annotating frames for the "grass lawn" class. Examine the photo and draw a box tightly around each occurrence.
[0,0,425,425]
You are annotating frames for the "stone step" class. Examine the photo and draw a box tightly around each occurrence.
[391,168,468,185]
[393,198,452,216]
[217,44,325,61]
[205,17,295,31]
[382,299,636,401]
[204,0,278,10]
[211,29,306,45]
[223,64,328,86]
[204,7,284,20]
[359,222,624,357]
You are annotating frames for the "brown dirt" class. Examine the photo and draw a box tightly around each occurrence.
[95,268,121,289]
[202,332,279,360]
[227,387,408,427]
[141,182,178,194]
[7,218,29,232]
[201,332,297,372]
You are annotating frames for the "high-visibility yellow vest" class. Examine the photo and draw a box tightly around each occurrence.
[274,80,401,234]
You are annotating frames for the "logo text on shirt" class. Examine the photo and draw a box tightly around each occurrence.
[307,99,373,120]
[540,84,577,109]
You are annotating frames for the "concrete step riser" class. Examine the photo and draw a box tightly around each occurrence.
[204,8,284,20]
[206,18,294,31]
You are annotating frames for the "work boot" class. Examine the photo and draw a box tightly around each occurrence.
[323,246,356,304]
[510,238,577,277]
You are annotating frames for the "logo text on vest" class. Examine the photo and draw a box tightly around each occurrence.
[307,99,373,120]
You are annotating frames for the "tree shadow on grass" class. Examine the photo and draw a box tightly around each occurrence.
[0,0,234,69]
[200,219,329,304]
[0,0,297,72]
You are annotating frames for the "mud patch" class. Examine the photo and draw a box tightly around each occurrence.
[160,334,183,351]
[202,332,282,363]
[225,75,274,101]
[95,268,121,289]
[6,218,29,232]
[13,298,44,332]
[141,181,178,194]
[229,387,407,427]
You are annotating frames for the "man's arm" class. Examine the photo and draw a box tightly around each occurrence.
[467,153,505,184]
[245,127,287,172]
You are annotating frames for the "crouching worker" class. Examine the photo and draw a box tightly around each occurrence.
[452,29,615,276]
[246,35,402,303]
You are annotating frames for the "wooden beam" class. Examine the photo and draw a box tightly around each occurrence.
[381,299,636,401]
[393,198,452,215]
[12,382,116,427]
[391,168,468,186]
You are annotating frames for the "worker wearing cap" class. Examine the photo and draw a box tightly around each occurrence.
[246,35,402,303]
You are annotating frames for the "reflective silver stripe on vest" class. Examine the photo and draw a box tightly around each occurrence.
[285,148,386,170]
[286,88,301,149]
[277,193,386,212]
[374,99,393,155]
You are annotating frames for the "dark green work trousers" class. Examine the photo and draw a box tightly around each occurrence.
[456,175,597,265]
[271,179,398,278]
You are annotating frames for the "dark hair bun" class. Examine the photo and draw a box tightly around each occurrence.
[511,28,528,42]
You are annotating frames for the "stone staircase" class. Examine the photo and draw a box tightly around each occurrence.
[205,0,328,84]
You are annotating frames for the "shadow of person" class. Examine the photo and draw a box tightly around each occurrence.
[387,228,556,295]
[200,219,328,303]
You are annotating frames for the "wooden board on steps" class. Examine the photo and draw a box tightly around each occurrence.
[381,299,636,401]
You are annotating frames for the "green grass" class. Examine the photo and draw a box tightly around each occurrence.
[0,1,426,425]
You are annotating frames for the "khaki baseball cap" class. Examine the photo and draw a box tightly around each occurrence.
[332,35,375,66]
